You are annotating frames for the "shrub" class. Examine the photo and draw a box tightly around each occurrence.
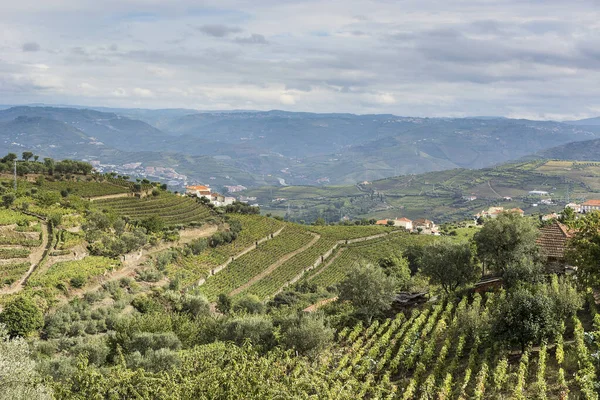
[0,296,44,337]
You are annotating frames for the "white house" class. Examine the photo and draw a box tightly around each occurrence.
[393,217,413,230]
[582,200,600,213]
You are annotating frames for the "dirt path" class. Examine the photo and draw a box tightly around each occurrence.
[0,221,50,295]
[64,224,219,301]
[488,180,501,198]
[229,233,321,297]
[307,247,346,281]
[88,192,132,202]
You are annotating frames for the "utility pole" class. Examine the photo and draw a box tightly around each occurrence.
[13,160,17,191]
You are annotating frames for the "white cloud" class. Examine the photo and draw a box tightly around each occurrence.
[0,0,599,118]
[132,87,154,97]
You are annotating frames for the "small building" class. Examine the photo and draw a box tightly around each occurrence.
[394,217,413,230]
[186,185,211,198]
[463,195,477,202]
[582,200,600,213]
[375,219,391,226]
[565,203,582,213]
[542,213,559,221]
[536,220,574,273]
[413,218,436,231]
[529,190,549,196]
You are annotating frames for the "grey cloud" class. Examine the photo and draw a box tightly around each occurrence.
[22,42,40,52]
[235,34,268,44]
[198,24,242,37]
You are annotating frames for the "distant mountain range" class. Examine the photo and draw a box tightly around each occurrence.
[1,104,600,189]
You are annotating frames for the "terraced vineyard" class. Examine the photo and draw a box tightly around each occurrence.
[27,256,120,290]
[235,236,338,299]
[40,180,131,197]
[199,225,315,300]
[0,262,31,286]
[308,233,436,287]
[313,293,597,399]
[94,194,214,226]
[167,215,285,286]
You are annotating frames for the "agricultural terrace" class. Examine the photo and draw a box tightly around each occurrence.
[307,290,594,399]
[0,209,42,287]
[166,214,285,286]
[94,193,214,226]
[199,224,316,300]
[307,232,436,288]
[27,256,120,290]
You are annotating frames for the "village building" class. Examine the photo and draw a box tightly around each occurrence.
[541,213,559,221]
[393,217,413,230]
[186,185,211,197]
[463,195,477,202]
[581,199,600,213]
[375,219,391,226]
[565,203,582,213]
[476,207,524,219]
[536,220,574,273]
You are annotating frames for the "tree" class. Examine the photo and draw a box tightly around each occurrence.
[566,211,600,288]
[492,286,561,352]
[378,256,411,290]
[33,155,39,162]
[216,294,232,314]
[0,325,52,399]
[21,152,33,162]
[233,295,264,314]
[473,212,540,276]
[338,263,396,323]
[0,296,43,337]
[2,153,17,163]
[502,257,544,289]
[281,314,334,356]
[43,158,55,174]
[559,206,576,225]
[420,240,480,293]
[141,215,165,234]
[2,193,15,209]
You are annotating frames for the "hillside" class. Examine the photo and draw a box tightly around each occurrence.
[538,138,600,161]
[243,159,600,223]
[3,106,600,188]
[1,166,599,399]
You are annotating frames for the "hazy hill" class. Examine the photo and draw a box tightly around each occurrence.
[563,116,600,126]
[538,137,600,160]
[3,105,600,187]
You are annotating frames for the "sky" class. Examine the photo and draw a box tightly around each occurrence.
[1,0,600,119]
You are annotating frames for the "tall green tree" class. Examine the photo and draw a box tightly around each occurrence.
[21,151,33,162]
[420,240,480,293]
[338,263,396,323]
[0,296,43,338]
[0,325,51,399]
[473,212,540,276]
[566,211,600,288]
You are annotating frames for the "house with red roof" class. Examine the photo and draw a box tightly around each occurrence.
[582,199,600,213]
[393,217,413,230]
[536,220,574,273]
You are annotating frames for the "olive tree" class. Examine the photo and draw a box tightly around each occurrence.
[419,240,479,293]
[473,212,540,276]
[0,324,51,400]
[338,263,396,323]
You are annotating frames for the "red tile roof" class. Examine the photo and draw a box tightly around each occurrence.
[187,185,210,191]
[375,219,390,225]
[583,200,600,206]
[396,217,412,222]
[536,220,573,260]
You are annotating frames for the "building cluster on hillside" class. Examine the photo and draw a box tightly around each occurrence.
[375,217,439,235]
[89,160,188,188]
[475,206,525,219]
[186,185,236,207]
[224,185,247,193]
[565,200,600,213]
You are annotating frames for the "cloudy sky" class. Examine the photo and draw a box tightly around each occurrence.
[1,0,599,119]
